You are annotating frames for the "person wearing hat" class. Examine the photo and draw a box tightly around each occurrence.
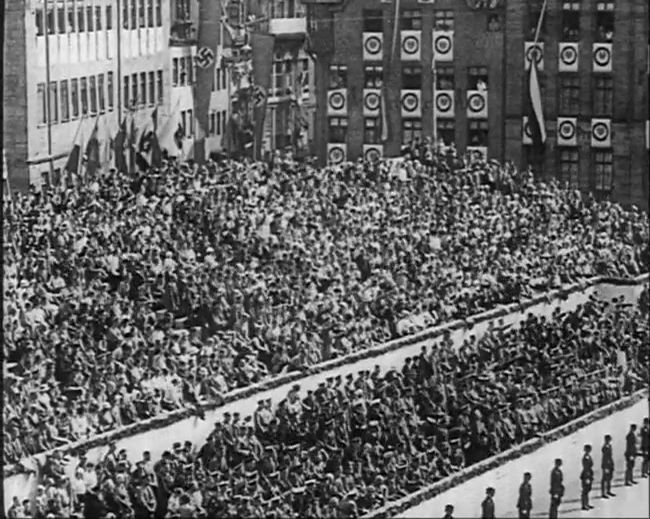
[517,472,532,519]
[625,423,639,486]
[481,487,495,519]
[580,445,594,510]
[548,458,564,519]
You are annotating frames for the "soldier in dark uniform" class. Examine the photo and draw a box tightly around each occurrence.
[601,434,615,498]
[641,417,649,478]
[442,503,454,519]
[549,458,564,519]
[581,444,594,510]
[517,472,532,519]
[481,487,495,519]
[625,424,638,485]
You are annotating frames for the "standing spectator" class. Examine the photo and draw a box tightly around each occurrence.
[580,445,594,510]
[442,504,455,519]
[625,424,638,485]
[601,434,615,498]
[481,487,495,519]
[549,458,564,519]
[641,417,649,478]
[517,472,532,519]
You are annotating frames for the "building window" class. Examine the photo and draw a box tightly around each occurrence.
[209,112,216,135]
[131,73,138,107]
[437,120,455,145]
[130,0,137,29]
[122,0,129,29]
[468,67,488,90]
[402,65,422,90]
[89,76,97,114]
[595,1,614,42]
[80,77,88,115]
[98,74,105,112]
[147,0,154,27]
[139,72,146,105]
[36,9,44,36]
[107,72,114,110]
[67,5,76,32]
[362,9,383,32]
[156,0,162,26]
[172,58,179,86]
[180,58,187,85]
[328,65,347,89]
[558,75,580,114]
[558,148,579,187]
[46,7,55,34]
[148,71,155,105]
[527,0,546,40]
[37,83,47,124]
[106,6,113,30]
[364,118,380,144]
[593,150,613,191]
[71,78,79,118]
[157,70,163,103]
[468,120,488,146]
[123,75,130,108]
[187,109,193,136]
[434,10,454,31]
[400,9,422,30]
[60,80,69,122]
[364,66,383,88]
[328,117,348,143]
[86,6,94,31]
[77,5,85,32]
[402,119,422,145]
[593,76,613,115]
[95,6,102,31]
[435,65,455,89]
[139,0,146,27]
[57,4,66,34]
[562,2,580,41]
[48,82,58,123]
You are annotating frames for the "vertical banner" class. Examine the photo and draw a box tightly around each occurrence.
[194,0,222,163]
[251,32,275,160]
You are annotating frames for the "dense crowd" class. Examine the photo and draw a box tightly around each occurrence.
[3,149,649,463]
[11,295,648,519]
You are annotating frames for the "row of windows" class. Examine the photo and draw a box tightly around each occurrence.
[530,0,615,42]
[213,67,228,92]
[121,0,163,30]
[557,149,612,191]
[123,70,164,109]
[37,73,115,124]
[556,75,613,115]
[208,110,228,137]
[172,56,196,87]
[362,9,454,32]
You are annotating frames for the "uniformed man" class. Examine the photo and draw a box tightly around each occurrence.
[481,487,495,519]
[601,434,615,498]
[517,472,532,519]
[549,458,564,519]
[581,444,594,510]
[641,417,649,478]
[625,424,638,485]
[442,503,454,519]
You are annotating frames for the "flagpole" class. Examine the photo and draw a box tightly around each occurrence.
[532,0,547,46]
[391,0,401,62]
[432,65,438,146]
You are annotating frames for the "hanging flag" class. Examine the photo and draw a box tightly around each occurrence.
[84,118,101,177]
[150,107,162,168]
[64,115,86,175]
[251,31,275,159]
[113,118,128,173]
[527,61,547,147]
[380,87,389,143]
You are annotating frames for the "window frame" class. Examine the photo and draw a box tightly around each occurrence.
[48,81,59,123]
[70,78,80,119]
[362,9,383,32]
[436,120,455,145]
[468,119,489,146]
[400,9,422,31]
[433,10,454,31]
[328,65,348,90]
[593,76,613,116]
[402,65,423,90]
[328,117,348,143]
[558,75,580,115]
[593,150,613,192]
[60,79,70,122]
[402,118,423,145]
[558,147,579,188]
[89,75,98,114]
[435,65,455,90]
[364,65,383,89]
[107,72,114,110]
[37,83,47,124]
[364,117,381,144]
[98,74,105,112]
[468,67,489,90]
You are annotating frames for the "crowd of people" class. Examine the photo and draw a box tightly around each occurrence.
[3,149,649,465]
[8,293,648,519]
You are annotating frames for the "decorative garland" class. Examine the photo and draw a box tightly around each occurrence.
[4,275,647,479]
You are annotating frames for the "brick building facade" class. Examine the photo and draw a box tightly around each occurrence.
[303,0,649,209]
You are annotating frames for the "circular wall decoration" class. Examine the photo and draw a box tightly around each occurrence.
[328,92,345,111]
[328,146,345,163]
[592,122,609,142]
[364,92,380,111]
[434,35,452,55]
[468,93,486,113]
[560,45,578,66]
[364,36,382,55]
[558,120,576,141]
[364,147,381,162]
[402,93,419,113]
[402,35,420,55]
[436,92,452,112]
[526,44,543,65]
[593,46,611,67]
[523,120,533,138]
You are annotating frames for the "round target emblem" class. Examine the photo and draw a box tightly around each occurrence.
[328,92,345,111]
[364,92,380,112]
[558,120,576,141]
[364,35,382,55]
[468,93,486,113]
[526,44,543,65]
[364,147,380,162]
[560,45,578,66]
[436,92,452,113]
[594,46,611,67]
[329,146,345,164]
[523,120,533,138]
[592,122,609,142]
[402,93,419,113]
[402,35,420,55]
[434,35,452,55]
